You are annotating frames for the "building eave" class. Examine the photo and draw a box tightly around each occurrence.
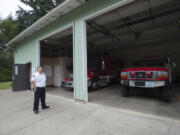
[7,0,86,47]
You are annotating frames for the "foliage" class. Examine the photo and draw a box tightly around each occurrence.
[0,16,18,50]
[0,16,17,82]
[0,50,13,82]
[16,0,65,32]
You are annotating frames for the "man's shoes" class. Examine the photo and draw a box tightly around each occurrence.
[42,106,50,109]
[34,110,39,114]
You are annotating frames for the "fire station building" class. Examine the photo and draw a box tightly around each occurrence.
[7,0,180,104]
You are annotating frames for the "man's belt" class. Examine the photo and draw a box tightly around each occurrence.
[37,87,45,89]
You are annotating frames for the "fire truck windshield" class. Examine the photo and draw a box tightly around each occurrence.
[88,61,101,70]
[127,59,165,68]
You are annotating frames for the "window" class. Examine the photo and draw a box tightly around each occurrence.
[15,66,18,75]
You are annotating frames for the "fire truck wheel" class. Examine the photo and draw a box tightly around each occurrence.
[91,80,100,90]
[121,86,130,97]
[162,86,171,103]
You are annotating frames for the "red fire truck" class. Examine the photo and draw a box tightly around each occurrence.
[120,58,173,102]
[62,56,124,90]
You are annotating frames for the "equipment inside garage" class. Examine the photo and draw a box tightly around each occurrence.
[40,27,73,91]
[86,0,180,101]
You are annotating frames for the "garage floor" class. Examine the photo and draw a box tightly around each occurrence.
[46,87,73,99]
[47,83,180,120]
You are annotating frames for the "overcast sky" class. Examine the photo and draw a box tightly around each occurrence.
[0,0,31,19]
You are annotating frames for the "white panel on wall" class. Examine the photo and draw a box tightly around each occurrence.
[54,65,61,87]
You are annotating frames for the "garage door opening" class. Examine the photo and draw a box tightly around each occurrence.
[86,0,180,119]
[40,27,74,99]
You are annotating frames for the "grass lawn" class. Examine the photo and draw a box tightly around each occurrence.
[0,81,12,90]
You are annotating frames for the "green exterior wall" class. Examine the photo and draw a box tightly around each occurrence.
[14,39,37,69]
[14,0,129,101]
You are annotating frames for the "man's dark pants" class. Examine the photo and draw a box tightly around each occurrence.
[33,87,46,111]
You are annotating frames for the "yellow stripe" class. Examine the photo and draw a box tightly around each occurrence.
[157,75,168,78]
[121,75,127,78]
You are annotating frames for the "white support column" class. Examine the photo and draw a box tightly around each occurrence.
[36,41,41,68]
[73,19,88,102]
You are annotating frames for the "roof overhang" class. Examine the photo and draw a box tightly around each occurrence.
[7,0,86,47]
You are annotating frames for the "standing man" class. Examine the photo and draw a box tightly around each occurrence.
[31,66,50,114]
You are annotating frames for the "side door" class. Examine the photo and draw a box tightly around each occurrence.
[12,64,28,91]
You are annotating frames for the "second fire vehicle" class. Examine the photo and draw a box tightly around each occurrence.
[62,56,124,90]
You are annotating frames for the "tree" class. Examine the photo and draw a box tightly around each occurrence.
[0,50,13,82]
[0,16,18,50]
[16,0,65,32]
[0,16,17,82]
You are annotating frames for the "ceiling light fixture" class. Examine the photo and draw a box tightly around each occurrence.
[44,40,48,43]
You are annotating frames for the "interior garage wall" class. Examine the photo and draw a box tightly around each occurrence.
[41,57,54,86]
[54,57,73,86]
[41,57,73,86]
[109,42,180,79]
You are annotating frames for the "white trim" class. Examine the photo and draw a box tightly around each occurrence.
[82,20,88,103]
[83,0,136,21]
[73,23,76,101]
[36,42,41,68]
[38,23,73,41]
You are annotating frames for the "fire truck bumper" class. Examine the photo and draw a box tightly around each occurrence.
[61,79,98,88]
[61,81,74,88]
[121,80,168,88]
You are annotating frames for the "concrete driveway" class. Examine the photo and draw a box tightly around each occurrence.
[0,89,180,135]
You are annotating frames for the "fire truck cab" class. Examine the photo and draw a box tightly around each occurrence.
[121,58,173,102]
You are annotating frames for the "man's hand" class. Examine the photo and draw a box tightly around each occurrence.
[31,81,37,92]
[34,86,37,92]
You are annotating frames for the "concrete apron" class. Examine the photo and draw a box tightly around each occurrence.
[0,90,180,135]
